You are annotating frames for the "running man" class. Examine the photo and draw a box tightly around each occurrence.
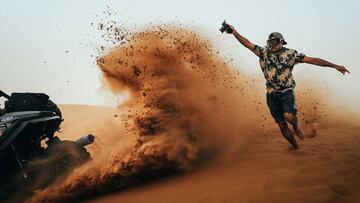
[224,24,349,149]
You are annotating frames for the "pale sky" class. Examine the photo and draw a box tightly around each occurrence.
[1,0,359,111]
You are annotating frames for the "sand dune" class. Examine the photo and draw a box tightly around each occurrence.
[56,105,360,203]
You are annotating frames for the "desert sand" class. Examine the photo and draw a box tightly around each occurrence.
[27,27,359,203]
[57,104,360,203]
[42,27,359,203]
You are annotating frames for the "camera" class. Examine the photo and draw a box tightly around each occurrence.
[219,20,233,33]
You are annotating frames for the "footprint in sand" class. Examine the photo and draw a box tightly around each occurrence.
[323,193,351,203]
[336,147,351,152]
[339,155,360,167]
[317,155,333,162]
[298,166,320,172]
[307,147,321,153]
[292,174,331,188]
[315,144,334,152]
[335,169,352,177]
[343,153,360,161]
[330,184,352,197]
[289,150,309,157]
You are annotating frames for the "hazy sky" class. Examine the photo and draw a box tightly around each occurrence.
[1,0,359,111]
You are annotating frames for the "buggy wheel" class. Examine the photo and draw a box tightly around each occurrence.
[30,140,92,189]
[47,140,90,175]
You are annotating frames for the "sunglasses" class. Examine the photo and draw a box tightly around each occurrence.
[267,38,280,48]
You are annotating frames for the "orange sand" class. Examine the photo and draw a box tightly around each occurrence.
[28,26,360,203]
[58,105,360,203]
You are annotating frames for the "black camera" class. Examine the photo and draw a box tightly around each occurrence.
[219,20,233,33]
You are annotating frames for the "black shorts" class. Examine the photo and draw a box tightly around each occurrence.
[266,89,297,123]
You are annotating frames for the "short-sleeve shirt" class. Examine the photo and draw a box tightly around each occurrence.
[254,45,306,93]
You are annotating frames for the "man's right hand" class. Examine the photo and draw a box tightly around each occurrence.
[225,24,235,34]
[223,24,260,57]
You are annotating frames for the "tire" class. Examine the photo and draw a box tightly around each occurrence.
[55,142,89,173]
[46,140,90,177]
[24,140,91,190]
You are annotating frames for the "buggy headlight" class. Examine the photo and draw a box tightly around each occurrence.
[0,125,6,137]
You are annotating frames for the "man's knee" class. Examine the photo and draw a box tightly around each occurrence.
[284,112,296,123]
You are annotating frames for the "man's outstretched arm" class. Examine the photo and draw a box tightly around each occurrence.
[225,25,261,57]
[303,56,350,75]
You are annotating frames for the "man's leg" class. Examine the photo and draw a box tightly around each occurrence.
[267,92,299,149]
[277,120,299,149]
[281,90,305,140]
[284,113,304,140]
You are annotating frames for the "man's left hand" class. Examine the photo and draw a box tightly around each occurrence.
[335,65,350,75]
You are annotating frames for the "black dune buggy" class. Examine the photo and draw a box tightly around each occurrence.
[0,90,95,201]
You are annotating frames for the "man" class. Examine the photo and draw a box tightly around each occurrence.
[224,24,349,149]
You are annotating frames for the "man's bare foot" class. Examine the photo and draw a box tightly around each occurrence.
[289,145,299,150]
[294,126,305,140]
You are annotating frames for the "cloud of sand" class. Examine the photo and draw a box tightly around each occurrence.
[28,25,336,202]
